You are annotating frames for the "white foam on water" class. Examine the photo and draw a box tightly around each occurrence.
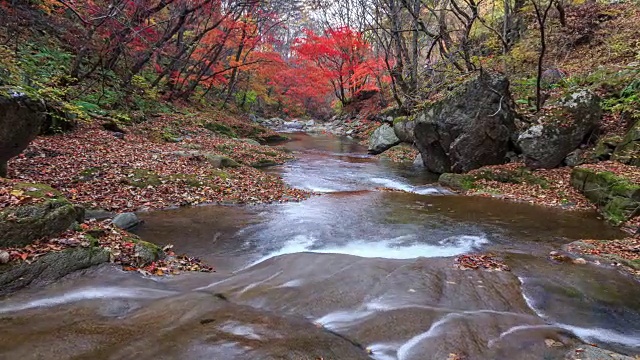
[0,287,176,313]
[558,324,640,348]
[488,324,559,347]
[249,234,489,267]
[305,186,338,193]
[367,343,400,360]
[371,177,416,192]
[397,313,462,360]
[194,277,233,291]
[370,177,448,195]
[277,279,304,288]
[218,321,264,340]
[517,276,548,319]
[239,271,283,294]
[315,309,375,330]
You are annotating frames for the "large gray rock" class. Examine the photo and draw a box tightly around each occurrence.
[368,124,401,154]
[393,118,415,143]
[518,89,601,169]
[204,154,240,168]
[111,212,141,230]
[413,72,517,173]
[0,89,47,177]
[0,247,109,296]
[0,185,82,248]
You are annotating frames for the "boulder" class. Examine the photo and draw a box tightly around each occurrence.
[594,135,623,161]
[541,68,566,87]
[438,173,471,191]
[0,247,110,296]
[413,72,517,173]
[0,184,82,248]
[204,154,240,168]
[612,119,640,166]
[134,240,164,264]
[368,124,401,154]
[239,138,261,146]
[518,89,601,169]
[0,89,47,177]
[393,117,415,143]
[283,121,304,130]
[111,212,141,230]
[571,167,640,224]
[564,149,585,167]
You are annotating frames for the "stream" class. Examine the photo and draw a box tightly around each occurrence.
[1,133,639,359]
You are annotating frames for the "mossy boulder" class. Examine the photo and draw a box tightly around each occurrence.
[0,246,109,296]
[414,72,517,173]
[612,120,640,166]
[392,117,415,144]
[0,183,83,247]
[204,154,240,168]
[239,138,261,146]
[571,167,640,224]
[204,122,237,138]
[438,173,473,191]
[594,135,623,161]
[0,89,47,177]
[518,89,602,169]
[132,239,164,264]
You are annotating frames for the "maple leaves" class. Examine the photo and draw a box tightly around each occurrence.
[463,163,594,211]
[7,112,309,212]
[0,218,214,275]
[293,27,386,106]
[455,254,511,271]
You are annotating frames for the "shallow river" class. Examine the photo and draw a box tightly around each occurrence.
[1,133,639,359]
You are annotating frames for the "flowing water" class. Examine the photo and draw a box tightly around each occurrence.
[1,133,639,360]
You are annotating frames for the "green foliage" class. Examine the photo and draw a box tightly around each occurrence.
[235,90,258,110]
[602,77,640,121]
[563,66,640,120]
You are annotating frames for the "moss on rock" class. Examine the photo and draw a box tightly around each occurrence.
[612,120,640,166]
[571,167,640,224]
[0,246,109,296]
[204,122,238,138]
[0,183,82,247]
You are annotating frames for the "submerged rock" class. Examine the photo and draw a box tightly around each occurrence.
[413,71,517,173]
[0,89,47,177]
[368,124,401,154]
[518,89,601,169]
[111,212,141,230]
